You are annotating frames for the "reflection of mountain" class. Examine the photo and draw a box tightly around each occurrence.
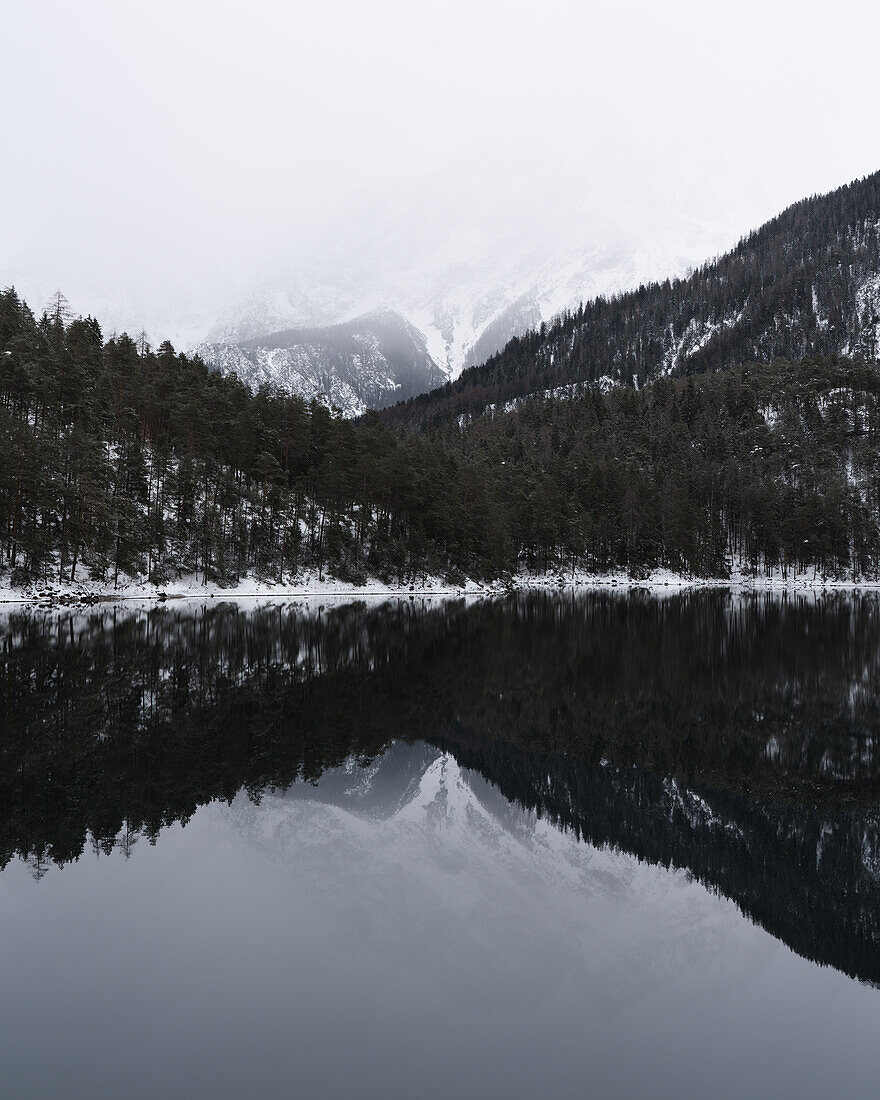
[3,593,880,982]
[218,742,768,1018]
[271,741,556,849]
[436,731,880,986]
[220,735,880,987]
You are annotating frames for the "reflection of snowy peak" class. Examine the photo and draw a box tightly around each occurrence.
[227,740,707,903]
[217,741,766,1013]
[231,741,611,877]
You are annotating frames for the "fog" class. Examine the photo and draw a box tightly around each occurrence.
[3,0,880,346]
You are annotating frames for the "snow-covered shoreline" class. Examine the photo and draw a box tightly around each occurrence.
[5,565,880,607]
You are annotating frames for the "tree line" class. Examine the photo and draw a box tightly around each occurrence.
[4,286,880,585]
[0,288,505,587]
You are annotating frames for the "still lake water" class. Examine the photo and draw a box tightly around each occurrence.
[2,591,880,1098]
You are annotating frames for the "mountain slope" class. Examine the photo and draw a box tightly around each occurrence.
[206,235,718,383]
[383,170,880,428]
[196,309,444,415]
[200,171,751,403]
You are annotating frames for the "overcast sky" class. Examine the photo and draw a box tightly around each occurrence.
[3,0,880,341]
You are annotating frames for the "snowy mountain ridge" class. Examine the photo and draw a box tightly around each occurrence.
[194,308,444,416]
[195,180,747,412]
[2,169,771,414]
[207,237,714,377]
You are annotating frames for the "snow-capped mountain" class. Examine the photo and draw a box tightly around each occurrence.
[194,309,444,416]
[2,161,771,413]
[385,170,880,427]
[195,175,752,412]
[203,233,721,384]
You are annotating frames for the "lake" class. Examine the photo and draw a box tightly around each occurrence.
[2,591,880,1098]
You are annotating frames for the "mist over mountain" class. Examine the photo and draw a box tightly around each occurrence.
[4,0,880,408]
[203,200,736,374]
[194,173,760,408]
[179,169,880,420]
[0,249,222,356]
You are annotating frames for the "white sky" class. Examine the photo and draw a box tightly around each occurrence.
[3,0,880,342]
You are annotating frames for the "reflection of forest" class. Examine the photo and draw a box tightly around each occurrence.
[2,592,880,981]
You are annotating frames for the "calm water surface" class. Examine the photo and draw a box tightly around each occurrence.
[2,592,880,1098]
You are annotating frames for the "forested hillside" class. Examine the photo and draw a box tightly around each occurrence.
[0,289,505,589]
[3,286,880,587]
[384,171,880,428]
[438,357,880,579]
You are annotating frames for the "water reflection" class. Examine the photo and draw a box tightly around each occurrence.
[1,738,879,1099]
[3,593,880,979]
[3,592,880,1097]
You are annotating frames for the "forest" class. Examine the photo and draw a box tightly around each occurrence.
[0,288,506,588]
[384,170,880,428]
[4,285,880,585]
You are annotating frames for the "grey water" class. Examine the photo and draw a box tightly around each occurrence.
[2,592,880,1099]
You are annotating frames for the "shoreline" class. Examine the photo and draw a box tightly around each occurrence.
[5,567,880,606]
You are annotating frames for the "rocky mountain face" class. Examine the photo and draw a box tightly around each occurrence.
[4,166,760,414]
[194,309,444,416]
[203,236,716,378]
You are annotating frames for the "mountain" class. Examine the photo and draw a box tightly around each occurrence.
[197,177,747,411]
[383,170,880,428]
[203,233,720,385]
[195,237,719,416]
[194,309,444,416]
[8,281,880,586]
[4,161,762,413]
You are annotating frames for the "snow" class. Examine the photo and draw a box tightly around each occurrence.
[6,561,880,608]
[0,568,507,607]
[846,273,880,357]
[194,311,438,417]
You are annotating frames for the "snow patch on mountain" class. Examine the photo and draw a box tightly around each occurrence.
[206,235,720,391]
[850,273,880,359]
